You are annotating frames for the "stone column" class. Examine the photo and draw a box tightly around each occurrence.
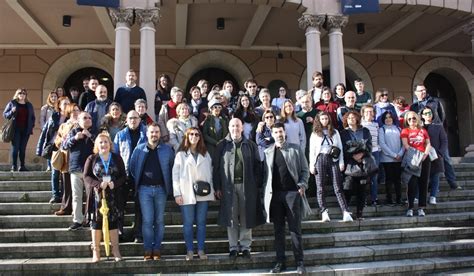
[109,8,134,95]
[325,15,349,89]
[136,8,160,116]
[298,13,325,90]
[462,19,474,56]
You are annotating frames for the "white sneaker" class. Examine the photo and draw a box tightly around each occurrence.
[321,210,330,222]
[406,209,414,217]
[429,197,437,205]
[418,209,426,217]
[342,211,353,222]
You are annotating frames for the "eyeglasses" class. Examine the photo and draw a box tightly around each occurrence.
[189,133,200,137]
[265,116,274,119]
[128,117,139,120]
[408,117,417,121]
[422,111,432,116]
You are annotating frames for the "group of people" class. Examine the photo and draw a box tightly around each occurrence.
[2,69,459,274]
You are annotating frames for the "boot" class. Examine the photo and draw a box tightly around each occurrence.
[110,229,122,262]
[91,230,102,263]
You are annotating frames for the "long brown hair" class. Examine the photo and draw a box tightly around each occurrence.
[177,127,207,156]
[280,99,297,122]
[313,112,335,137]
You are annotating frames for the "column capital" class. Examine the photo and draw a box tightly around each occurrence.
[135,8,160,26]
[109,8,134,27]
[298,13,325,30]
[325,14,349,30]
[462,19,474,36]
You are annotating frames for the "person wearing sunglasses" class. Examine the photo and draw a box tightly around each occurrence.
[401,111,431,217]
[421,106,447,205]
[256,110,277,160]
[374,88,399,127]
[172,127,215,261]
[3,88,35,172]
[202,99,229,159]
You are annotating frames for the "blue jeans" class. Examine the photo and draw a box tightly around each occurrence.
[370,151,380,202]
[138,185,167,252]
[429,172,441,197]
[51,168,61,199]
[11,127,29,168]
[442,149,457,187]
[180,201,209,252]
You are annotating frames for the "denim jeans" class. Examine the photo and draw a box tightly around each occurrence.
[429,172,441,197]
[370,151,381,202]
[180,201,209,252]
[51,168,61,199]
[442,149,457,187]
[11,127,29,168]
[139,185,167,252]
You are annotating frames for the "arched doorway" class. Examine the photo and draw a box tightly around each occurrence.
[63,67,114,100]
[186,67,240,97]
[267,80,288,99]
[424,73,460,156]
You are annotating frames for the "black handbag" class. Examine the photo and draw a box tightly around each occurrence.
[0,118,15,143]
[329,146,341,159]
[193,181,211,196]
[41,143,57,159]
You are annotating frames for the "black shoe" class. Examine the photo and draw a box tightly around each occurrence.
[296,263,306,274]
[49,197,61,204]
[18,166,28,172]
[134,237,143,243]
[68,222,82,231]
[242,250,251,259]
[270,262,286,273]
[229,250,238,260]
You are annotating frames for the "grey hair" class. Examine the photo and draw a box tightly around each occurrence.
[170,86,184,98]
[134,98,147,108]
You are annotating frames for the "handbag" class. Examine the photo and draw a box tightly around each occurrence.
[41,143,57,159]
[193,181,211,196]
[51,149,67,171]
[329,146,341,159]
[0,117,15,143]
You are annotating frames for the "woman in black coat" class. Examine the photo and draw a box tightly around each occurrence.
[421,106,447,205]
[3,88,35,172]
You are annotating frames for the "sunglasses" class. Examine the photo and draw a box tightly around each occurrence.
[422,111,432,116]
[382,93,389,97]
[408,117,417,121]
[248,85,257,88]
[128,117,139,120]
[18,92,27,95]
[265,116,274,119]
[189,133,200,137]
[212,106,222,109]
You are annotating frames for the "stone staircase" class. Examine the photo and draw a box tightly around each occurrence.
[0,165,474,275]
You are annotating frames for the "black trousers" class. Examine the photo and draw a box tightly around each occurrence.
[407,157,431,209]
[271,190,303,264]
[344,176,368,218]
[382,162,402,202]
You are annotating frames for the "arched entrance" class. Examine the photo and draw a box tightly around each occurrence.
[413,57,474,156]
[42,49,114,103]
[63,67,114,100]
[186,67,240,96]
[424,73,461,156]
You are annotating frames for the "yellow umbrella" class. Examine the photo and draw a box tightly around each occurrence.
[99,190,110,258]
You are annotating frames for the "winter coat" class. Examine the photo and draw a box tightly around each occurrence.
[425,123,447,174]
[62,126,96,173]
[167,116,198,152]
[212,136,265,228]
[113,125,148,174]
[340,127,372,165]
[410,95,445,124]
[172,150,215,205]
[36,112,62,157]
[3,100,35,135]
[202,115,229,158]
[262,142,309,223]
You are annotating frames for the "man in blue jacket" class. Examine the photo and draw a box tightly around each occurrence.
[114,110,148,242]
[129,122,174,261]
[85,85,112,133]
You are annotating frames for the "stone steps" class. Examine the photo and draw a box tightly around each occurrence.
[2,200,474,227]
[1,226,472,259]
[2,189,473,213]
[1,240,474,274]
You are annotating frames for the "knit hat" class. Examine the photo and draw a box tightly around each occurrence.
[208,99,222,110]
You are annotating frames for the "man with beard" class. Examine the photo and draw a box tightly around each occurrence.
[114,69,147,113]
[79,76,99,110]
[263,122,309,274]
[309,71,324,105]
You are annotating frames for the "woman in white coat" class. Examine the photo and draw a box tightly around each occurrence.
[172,127,215,261]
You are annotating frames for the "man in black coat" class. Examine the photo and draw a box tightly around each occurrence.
[213,118,265,259]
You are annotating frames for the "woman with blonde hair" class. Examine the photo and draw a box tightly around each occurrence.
[3,88,36,172]
[40,91,58,129]
[167,103,198,152]
[401,111,431,217]
[84,133,126,262]
[172,127,215,260]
